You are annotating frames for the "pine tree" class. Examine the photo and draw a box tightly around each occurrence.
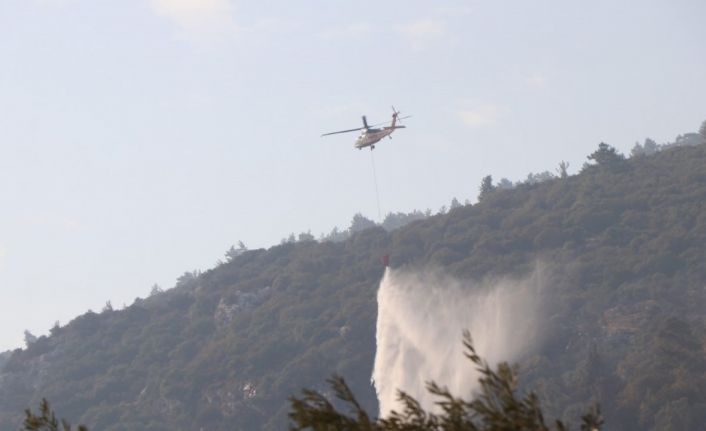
[289,332,603,431]
[557,161,570,179]
[478,175,494,202]
[23,399,88,431]
[587,143,625,169]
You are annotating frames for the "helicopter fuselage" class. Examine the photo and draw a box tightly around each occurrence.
[321,108,408,150]
[355,127,399,150]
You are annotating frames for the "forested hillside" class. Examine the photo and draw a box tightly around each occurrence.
[2,141,706,430]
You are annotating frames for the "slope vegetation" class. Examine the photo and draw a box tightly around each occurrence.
[2,144,706,430]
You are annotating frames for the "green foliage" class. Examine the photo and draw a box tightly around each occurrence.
[630,138,660,158]
[321,211,429,243]
[23,399,87,431]
[299,232,316,242]
[289,376,376,431]
[556,161,569,179]
[478,175,494,202]
[524,171,555,185]
[225,241,248,262]
[290,332,603,431]
[381,211,428,232]
[496,178,514,190]
[2,144,706,429]
[587,143,625,168]
[700,119,706,140]
[23,330,38,347]
[350,214,377,233]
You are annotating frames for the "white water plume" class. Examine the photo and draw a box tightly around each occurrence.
[372,266,547,417]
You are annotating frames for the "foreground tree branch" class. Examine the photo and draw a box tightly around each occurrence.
[290,331,603,431]
[23,399,88,431]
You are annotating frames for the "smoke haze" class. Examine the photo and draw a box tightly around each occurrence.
[372,266,547,417]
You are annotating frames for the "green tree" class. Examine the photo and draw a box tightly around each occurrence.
[631,138,660,157]
[556,161,570,179]
[289,332,603,431]
[148,283,162,296]
[350,213,376,233]
[587,143,625,168]
[23,330,38,347]
[525,171,555,185]
[225,240,248,262]
[643,138,659,154]
[23,399,88,431]
[478,175,494,202]
[699,119,706,140]
[496,178,514,190]
[298,231,316,242]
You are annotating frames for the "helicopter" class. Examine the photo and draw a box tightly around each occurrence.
[321,106,410,150]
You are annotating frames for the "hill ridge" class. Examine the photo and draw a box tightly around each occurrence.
[2,143,706,430]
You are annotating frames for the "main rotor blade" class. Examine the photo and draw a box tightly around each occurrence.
[368,115,412,128]
[321,127,364,137]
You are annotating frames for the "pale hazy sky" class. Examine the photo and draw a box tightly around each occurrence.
[1,0,705,350]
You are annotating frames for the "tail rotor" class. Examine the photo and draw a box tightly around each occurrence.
[391,105,411,126]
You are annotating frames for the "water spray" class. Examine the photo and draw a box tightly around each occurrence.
[372,267,546,417]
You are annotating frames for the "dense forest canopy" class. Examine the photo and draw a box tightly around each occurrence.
[2,125,706,430]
